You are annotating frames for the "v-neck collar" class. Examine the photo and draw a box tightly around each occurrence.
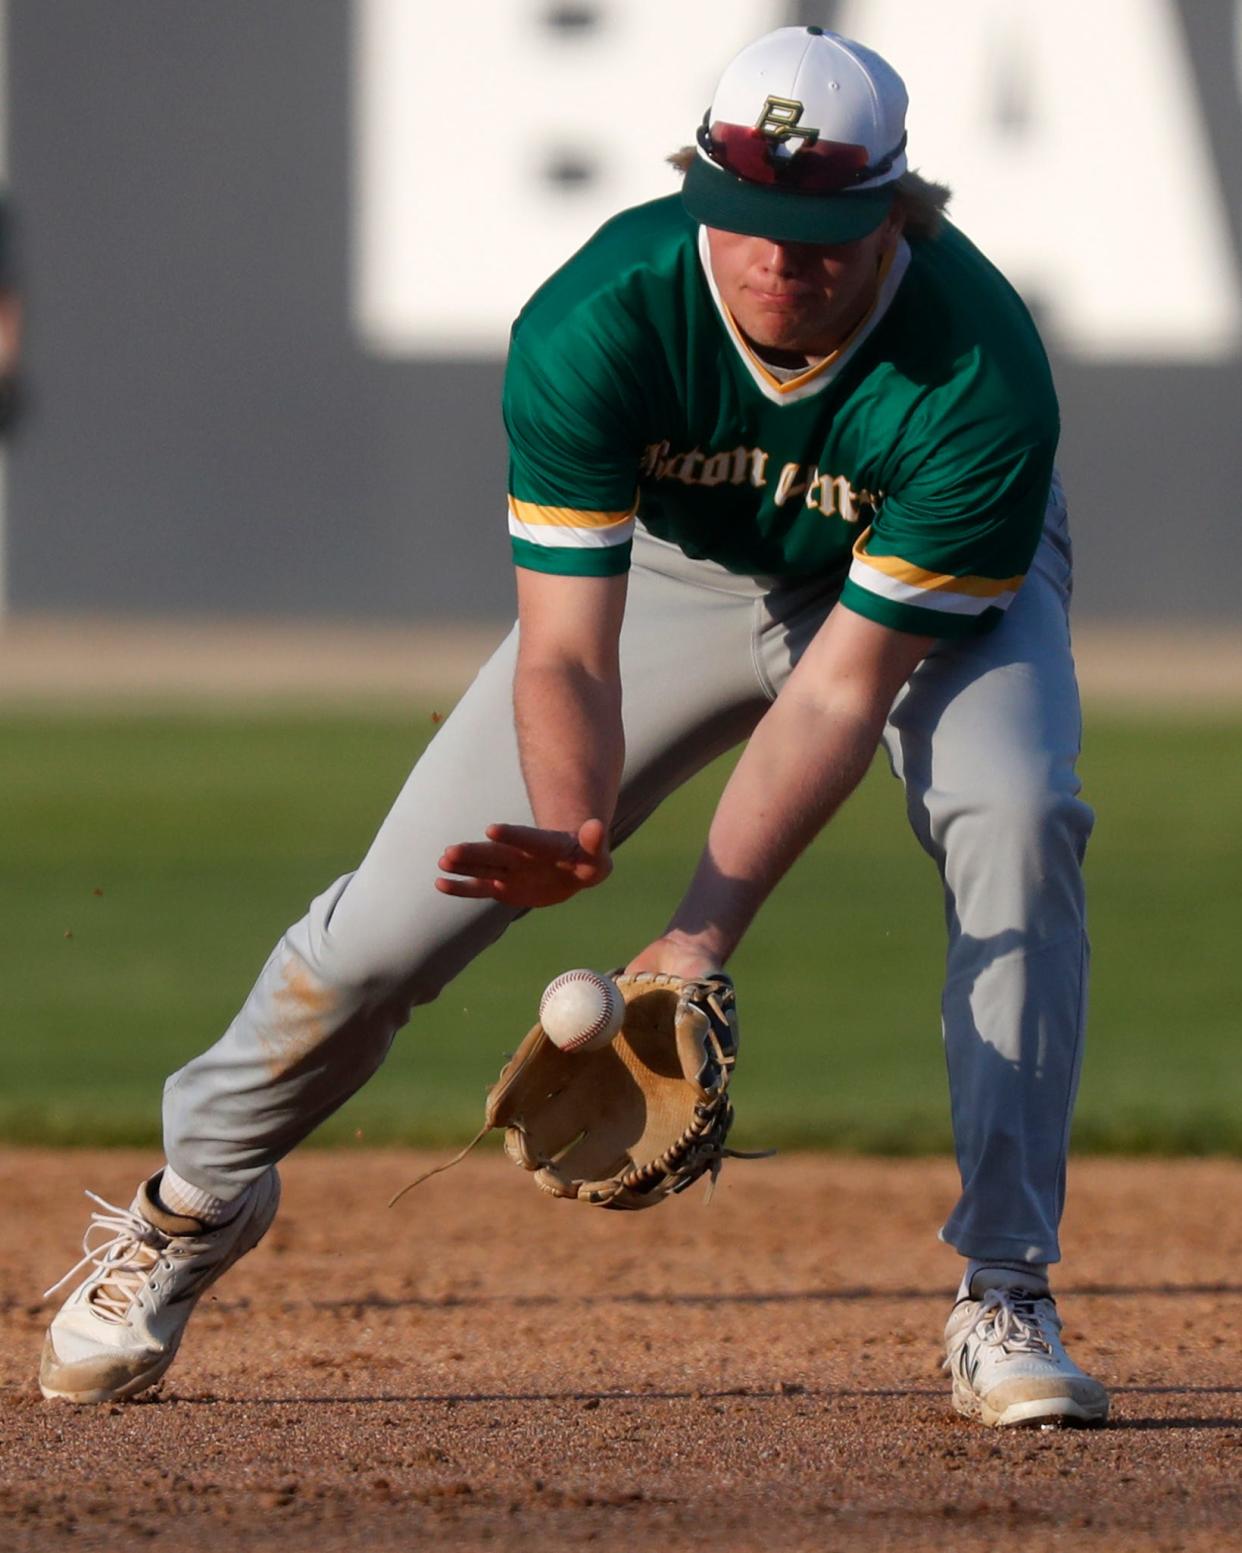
[697,227,911,407]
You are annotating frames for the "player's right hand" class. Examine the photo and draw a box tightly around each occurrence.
[435,818,612,908]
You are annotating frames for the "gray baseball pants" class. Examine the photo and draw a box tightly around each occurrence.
[163,489,1091,1265]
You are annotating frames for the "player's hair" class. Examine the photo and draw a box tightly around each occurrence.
[665,147,952,239]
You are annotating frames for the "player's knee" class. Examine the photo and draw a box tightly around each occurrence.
[934,782,1093,943]
[308,932,437,1006]
[327,952,453,1011]
[310,957,456,1026]
[937,777,1093,866]
[1019,783,1093,859]
[1003,785,1091,862]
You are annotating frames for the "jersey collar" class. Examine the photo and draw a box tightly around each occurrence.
[697,227,911,407]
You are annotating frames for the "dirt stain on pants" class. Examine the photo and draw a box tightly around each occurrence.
[261,957,343,1082]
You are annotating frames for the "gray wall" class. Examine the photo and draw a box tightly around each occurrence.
[6,0,1242,623]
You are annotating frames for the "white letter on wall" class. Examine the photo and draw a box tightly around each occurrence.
[353,0,784,357]
[835,0,1242,360]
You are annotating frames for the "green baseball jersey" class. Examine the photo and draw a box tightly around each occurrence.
[504,195,1058,638]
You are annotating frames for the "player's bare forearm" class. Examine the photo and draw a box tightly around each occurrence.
[631,607,933,972]
[513,655,623,834]
[659,695,881,963]
[513,566,626,834]
[436,568,627,908]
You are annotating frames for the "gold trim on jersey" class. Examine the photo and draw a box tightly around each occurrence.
[859,557,1023,598]
[851,532,1023,597]
[508,498,636,530]
[848,530,1022,615]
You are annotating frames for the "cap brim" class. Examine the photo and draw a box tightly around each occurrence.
[682,155,895,244]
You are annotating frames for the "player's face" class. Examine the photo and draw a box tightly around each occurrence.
[705,217,899,363]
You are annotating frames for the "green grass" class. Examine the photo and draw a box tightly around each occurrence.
[2,707,1238,1154]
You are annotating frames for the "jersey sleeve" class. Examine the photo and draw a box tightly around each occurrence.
[502,328,642,578]
[839,415,1057,640]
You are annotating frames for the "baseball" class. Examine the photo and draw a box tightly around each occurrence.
[539,969,624,1054]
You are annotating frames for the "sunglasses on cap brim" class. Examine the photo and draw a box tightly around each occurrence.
[696,116,906,194]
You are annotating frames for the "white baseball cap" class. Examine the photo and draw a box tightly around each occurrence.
[683,26,909,244]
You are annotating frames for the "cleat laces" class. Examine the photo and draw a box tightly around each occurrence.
[962,1287,1054,1357]
[42,1191,167,1318]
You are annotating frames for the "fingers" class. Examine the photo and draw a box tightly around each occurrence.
[436,819,613,908]
[576,817,608,858]
[438,839,530,876]
[435,871,577,908]
[437,833,578,892]
[434,875,512,901]
[480,823,576,857]
[441,821,609,877]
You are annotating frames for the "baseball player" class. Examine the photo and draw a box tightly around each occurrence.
[41,27,1107,1429]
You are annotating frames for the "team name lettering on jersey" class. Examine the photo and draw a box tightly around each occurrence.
[641,439,876,523]
[639,440,769,490]
[774,463,878,522]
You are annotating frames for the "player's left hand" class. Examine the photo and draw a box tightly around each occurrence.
[436,818,612,908]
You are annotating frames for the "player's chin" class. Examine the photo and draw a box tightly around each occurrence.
[741,306,820,352]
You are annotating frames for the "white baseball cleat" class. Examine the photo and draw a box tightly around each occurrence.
[943,1270,1109,1429]
[40,1168,280,1404]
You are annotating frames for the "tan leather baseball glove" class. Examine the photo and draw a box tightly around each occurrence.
[485,970,745,1210]
[389,971,769,1212]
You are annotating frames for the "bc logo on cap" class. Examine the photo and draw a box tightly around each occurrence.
[755,96,820,147]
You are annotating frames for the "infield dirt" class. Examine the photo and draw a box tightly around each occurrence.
[4,1151,1239,1552]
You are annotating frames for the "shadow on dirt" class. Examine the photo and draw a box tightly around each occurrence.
[214,1282,1242,1315]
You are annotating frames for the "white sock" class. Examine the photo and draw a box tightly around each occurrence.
[957,1259,1050,1302]
[158,1166,242,1226]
